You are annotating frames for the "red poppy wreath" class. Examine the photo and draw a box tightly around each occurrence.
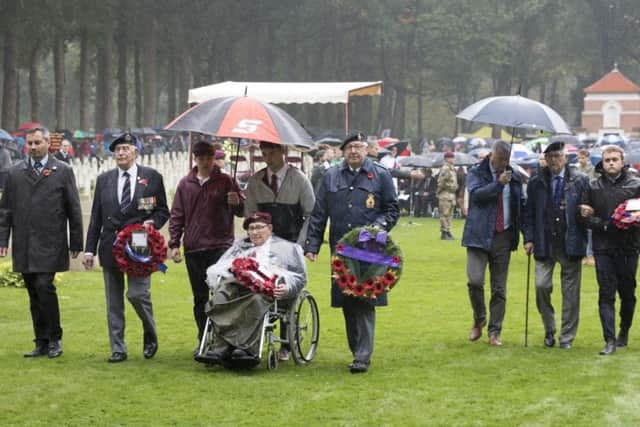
[612,199,640,230]
[332,226,403,299]
[229,257,277,298]
[112,223,168,277]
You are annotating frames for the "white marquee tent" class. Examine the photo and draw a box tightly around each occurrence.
[187,81,384,132]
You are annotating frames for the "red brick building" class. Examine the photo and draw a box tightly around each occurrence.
[581,65,640,137]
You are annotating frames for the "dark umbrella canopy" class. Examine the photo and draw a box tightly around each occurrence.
[398,154,438,168]
[399,152,477,168]
[314,136,342,146]
[165,96,313,150]
[457,95,571,134]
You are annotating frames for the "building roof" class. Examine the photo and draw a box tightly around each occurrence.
[584,65,640,94]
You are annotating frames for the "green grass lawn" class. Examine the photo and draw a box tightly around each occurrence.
[2,217,640,426]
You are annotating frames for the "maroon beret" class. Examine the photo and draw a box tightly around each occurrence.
[192,140,215,156]
[214,149,226,160]
[444,151,455,159]
[243,211,272,230]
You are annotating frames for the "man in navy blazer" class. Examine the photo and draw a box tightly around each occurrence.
[83,132,169,363]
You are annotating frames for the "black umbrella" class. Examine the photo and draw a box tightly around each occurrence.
[314,136,342,146]
[398,154,439,168]
[457,95,571,134]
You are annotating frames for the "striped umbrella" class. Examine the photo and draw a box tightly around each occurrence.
[165,96,313,150]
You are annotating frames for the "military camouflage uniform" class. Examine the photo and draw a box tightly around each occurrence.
[437,161,459,238]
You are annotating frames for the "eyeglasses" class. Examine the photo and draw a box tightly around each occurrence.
[248,224,268,231]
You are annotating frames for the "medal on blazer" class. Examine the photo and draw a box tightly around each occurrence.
[138,196,157,213]
[366,193,375,209]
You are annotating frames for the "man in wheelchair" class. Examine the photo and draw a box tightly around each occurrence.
[202,212,307,368]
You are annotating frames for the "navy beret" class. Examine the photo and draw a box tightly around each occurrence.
[109,132,139,152]
[340,132,366,150]
[544,141,565,154]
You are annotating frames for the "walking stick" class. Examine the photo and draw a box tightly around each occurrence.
[525,253,531,347]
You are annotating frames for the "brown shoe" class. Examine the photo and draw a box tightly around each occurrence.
[469,319,487,341]
[489,334,502,346]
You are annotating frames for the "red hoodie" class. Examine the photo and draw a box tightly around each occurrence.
[169,166,244,252]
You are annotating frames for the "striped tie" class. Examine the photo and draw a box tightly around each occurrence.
[34,161,43,175]
[120,172,131,211]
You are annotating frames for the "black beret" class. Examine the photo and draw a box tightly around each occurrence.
[109,132,139,152]
[544,141,565,154]
[340,132,367,150]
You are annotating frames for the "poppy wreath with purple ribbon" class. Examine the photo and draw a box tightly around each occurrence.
[612,200,640,230]
[112,223,168,277]
[332,226,403,299]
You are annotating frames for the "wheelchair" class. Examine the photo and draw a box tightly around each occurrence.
[194,287,320,370]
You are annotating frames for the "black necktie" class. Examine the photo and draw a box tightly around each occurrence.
[120,172,131,211]
[553,176,562,208]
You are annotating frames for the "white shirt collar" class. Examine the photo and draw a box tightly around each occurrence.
[268,164,288,182]
[119,163,138,178]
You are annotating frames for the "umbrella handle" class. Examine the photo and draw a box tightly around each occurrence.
[232,139,241,182]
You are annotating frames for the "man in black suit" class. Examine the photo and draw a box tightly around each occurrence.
[83,132,169,363]
[53,139,73,164]
[0,127,83,359]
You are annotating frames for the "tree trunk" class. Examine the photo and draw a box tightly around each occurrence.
[78,29,90,130]
[167,53,177,121]
[116,28,128,128]
[134,41,143,126]
[95,32,114,130]
[29,44,41,122]
[142,18,158,125]
[53,35,66,129]
[2,23,19,130]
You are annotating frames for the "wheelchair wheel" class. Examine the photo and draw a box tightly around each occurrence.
[288,290,319,364]
[267,346,278,370]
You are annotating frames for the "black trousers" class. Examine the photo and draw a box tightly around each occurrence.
[185,248,227,341]
[22,273,61,345]
[595,252,639,341]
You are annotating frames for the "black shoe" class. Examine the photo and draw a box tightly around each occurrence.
[349,360,369,374]
[143,341,158,359]
[599,340,616,356]
[616,330,629,347]
[47,340,63,358]
[447,231,456,239]
[544,333,555,348]
[559,342,572,349]
[108,352,128,363]
[24,344,48,358]
[194,350,225,365]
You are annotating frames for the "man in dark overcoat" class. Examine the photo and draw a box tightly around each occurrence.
[523,141,589,349]
[0,127,83,358]
[305,132,399,373]
[83,132,169,363]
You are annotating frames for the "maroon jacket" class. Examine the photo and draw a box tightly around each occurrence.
[169,166,244,253]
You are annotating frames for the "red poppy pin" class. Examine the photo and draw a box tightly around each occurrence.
[367,172,374,180]
[138,178,149,186]
[43,169,51,177]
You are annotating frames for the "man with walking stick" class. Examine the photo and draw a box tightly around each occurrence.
[522,141,589,349]
[462,140,525,346]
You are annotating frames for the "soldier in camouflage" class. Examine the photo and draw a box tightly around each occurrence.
[437,151,459,240]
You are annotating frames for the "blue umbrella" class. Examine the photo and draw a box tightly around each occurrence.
[0,128,14,141]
